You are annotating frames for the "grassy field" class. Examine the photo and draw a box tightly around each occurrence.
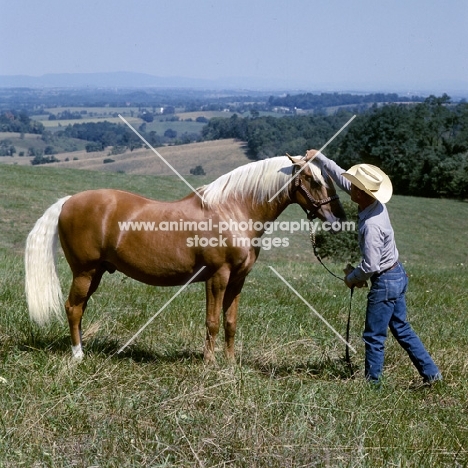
[0,136,251,179]
[47,139,251,178]
[0,163,467,467]
[0,132,87,161]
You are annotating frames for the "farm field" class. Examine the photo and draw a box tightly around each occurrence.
[0,131,88,161]
[47,138,250,178]
[31,109,243,134]
[0,162,467,466]
[0,137,251,178]
[29,108,276,136]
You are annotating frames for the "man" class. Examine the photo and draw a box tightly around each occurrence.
[307,149,442,386]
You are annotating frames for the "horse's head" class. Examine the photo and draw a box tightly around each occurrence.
[288,153,346,232]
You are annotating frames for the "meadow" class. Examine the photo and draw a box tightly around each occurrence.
[0,162,467,467]
[33,110,233,135]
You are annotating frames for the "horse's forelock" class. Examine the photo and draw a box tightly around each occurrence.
[309,160,329,188]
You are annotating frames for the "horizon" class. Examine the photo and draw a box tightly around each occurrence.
[0,71,466,99]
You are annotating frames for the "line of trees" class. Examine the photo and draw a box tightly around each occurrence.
[58,121,145,152]
[202,111,353,159]
[0,110,44,134]
[202,95,468,198]
[337,95,468,198]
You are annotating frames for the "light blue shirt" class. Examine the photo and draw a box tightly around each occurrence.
[315,153,399,282]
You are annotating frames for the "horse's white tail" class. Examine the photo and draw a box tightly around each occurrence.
[25,196,72,326]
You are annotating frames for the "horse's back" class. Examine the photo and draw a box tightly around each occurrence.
[57,189,206,283]
[58,189,152,266]
[63,188,152,211]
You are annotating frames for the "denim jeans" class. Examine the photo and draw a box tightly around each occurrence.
[363,262,440,382]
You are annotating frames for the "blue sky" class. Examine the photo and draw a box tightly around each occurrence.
[1,0,467,92]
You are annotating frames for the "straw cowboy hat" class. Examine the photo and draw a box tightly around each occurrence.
[343,164,393,204]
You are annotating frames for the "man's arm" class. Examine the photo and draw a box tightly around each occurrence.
[308,150,352,194]
[346,223,383,286]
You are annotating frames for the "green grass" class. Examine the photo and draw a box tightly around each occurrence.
[1,164,468,466]
[143,119,205,136]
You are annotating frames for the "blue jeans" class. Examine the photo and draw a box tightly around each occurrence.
[363,263,440,382]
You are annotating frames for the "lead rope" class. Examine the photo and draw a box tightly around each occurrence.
[309,220,355,377]
[309,225,345,282]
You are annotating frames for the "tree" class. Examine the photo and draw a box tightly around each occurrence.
[164,128,177,139]
[190,165,206,175]
[140,111,154,123]
[85,142,104,152]
[163,106,175,115]
[0,139,16,156]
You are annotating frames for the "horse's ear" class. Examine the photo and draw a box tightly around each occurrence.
[287,153,315,178]
[286,153,303,165]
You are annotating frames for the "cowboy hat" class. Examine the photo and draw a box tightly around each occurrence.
[342,163,393,203]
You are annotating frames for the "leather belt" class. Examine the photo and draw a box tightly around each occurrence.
[372,261,399,279]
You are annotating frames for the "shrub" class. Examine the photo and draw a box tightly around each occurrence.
[86,142,104,152]
[30,155,59,165]
[313,200,360,263]
[164,128,177,139]
[190,165,206,175]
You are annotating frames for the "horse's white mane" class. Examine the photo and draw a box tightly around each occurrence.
[199,156,326,207]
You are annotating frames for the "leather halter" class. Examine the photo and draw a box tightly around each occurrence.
[291,165,340,220]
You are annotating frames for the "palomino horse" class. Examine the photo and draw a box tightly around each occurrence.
[25,152,345,362]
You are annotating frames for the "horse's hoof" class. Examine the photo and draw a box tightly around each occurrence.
[71,345,84,360]
[224,353,236,365]
[203,352,217,365]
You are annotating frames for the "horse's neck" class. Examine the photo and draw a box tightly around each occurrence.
[242,196,291,224]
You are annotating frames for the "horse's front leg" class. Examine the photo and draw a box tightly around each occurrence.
[204,271,229,364]
[223,278,246,363]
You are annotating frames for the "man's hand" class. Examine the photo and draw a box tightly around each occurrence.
[305,149,320,161]
[343,264,368,289]
[343,263,354,276]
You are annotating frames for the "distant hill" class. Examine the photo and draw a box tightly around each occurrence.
[1,72,467,97]
[0,72,297,91]
[0,72,217,89]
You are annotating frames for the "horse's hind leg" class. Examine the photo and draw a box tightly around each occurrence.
[66,267,104,359]
[223,278,246,363]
